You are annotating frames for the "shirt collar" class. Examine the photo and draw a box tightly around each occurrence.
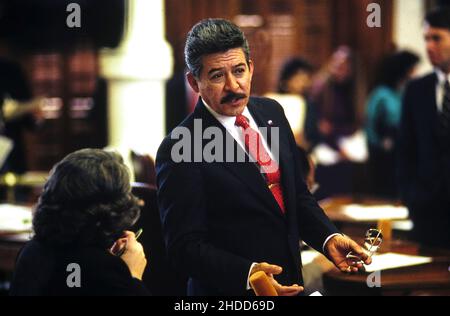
[202,99,252,130]
[436,68,450,86]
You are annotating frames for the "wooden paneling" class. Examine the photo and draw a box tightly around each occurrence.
[21,46,108,171]
[164,0,394,130]
[165,0,393,108]
[331,0,393,122]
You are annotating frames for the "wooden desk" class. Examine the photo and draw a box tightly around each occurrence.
[0,204,33,276]
[319,196,410,241]
[323,242,450,296]
[319,196,450,296]
[0,172,47,204]
[319,196,404,221]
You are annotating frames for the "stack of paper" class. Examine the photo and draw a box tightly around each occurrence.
[0,204,32,233]
[312,144,341,166]
[338,131,369,163]
[342,204,409,221]
[364,253,433,272]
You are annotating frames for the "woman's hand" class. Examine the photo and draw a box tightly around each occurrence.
[111,231,147,280]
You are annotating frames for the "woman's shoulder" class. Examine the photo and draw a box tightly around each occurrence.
[370,86,398,99]
[14,239,56,271]
[10,240,56,296]
[71,247,151,296]
[11,240,150,296]
[15,239,118,268]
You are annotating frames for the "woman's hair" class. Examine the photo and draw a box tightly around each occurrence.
[376,51,419,89]
[33,149,140,248]
[278,57,313,93]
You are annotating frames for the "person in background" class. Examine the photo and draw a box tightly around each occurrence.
[165,68,199,135]
[399,7,450,249]
[296,146,319,195]
[366,51,419,199]
[307,46,357,151]
[10,149,150,296]
[304,46,361,199]
[265,58,314,146]
[0,57,43,174]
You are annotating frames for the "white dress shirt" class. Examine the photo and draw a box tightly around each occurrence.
[202,100,275,161]
[436,69,450,113]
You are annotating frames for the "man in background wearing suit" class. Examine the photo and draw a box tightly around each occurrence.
[399,7,450,249]
[156,19,370,296]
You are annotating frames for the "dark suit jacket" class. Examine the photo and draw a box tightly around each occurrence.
[10,240,150,296]
[156,97,339,295]
[399,73,450,247]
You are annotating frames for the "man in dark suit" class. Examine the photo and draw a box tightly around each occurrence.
[399,7,450,249]
[156,19,370,296]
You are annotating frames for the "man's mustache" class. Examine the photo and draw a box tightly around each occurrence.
[221,93,247,104]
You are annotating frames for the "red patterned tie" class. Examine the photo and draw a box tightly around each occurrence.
[235,114,286,214]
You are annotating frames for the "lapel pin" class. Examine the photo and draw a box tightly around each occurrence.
[268,120,273,126]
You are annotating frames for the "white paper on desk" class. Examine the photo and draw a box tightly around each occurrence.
[0,204,32,232]
[337,131,369,163]
[364,253,433,272]
[342,204,409,221]
[312,144,341,166]
[0,136,13,168]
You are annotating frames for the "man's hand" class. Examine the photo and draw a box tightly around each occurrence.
[324,235,372,273]
[250,262,303,296]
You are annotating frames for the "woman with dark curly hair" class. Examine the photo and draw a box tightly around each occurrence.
[10,149,150,296]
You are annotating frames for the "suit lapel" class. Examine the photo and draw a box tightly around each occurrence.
[195,99,286,220]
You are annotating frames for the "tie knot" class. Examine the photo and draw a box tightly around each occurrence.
[235,114,250,129]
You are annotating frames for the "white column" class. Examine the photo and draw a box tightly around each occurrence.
[393,0,432,76]
[100,0,173,159]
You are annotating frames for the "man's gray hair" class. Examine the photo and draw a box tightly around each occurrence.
[184,18,250,78]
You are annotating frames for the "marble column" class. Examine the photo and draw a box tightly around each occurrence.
[100,0,173,160]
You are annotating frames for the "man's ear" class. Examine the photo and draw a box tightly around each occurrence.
[248,60,254,79]
[186,72,200,93]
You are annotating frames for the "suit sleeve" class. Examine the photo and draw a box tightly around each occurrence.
[292,144,340,252]
[156,140,253,294]
[272,99,340,252]
[398,82,417,206]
